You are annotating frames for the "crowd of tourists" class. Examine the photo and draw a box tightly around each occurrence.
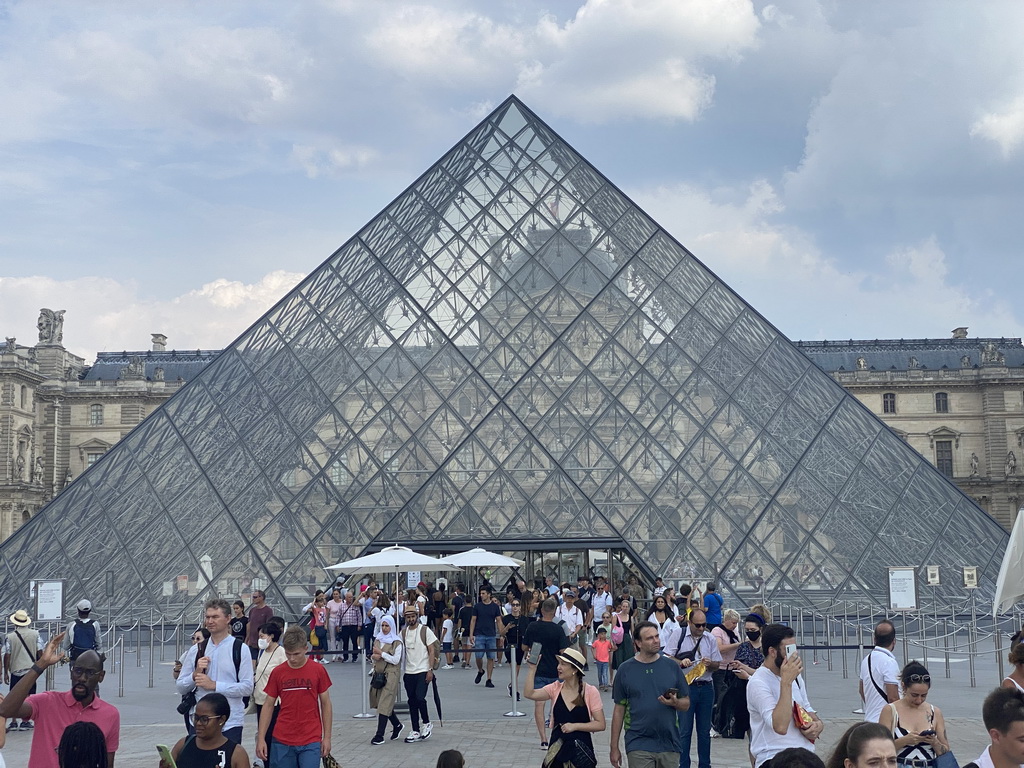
[7,579,1024,768]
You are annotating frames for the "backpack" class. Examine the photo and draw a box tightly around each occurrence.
[71,619,98,653]
[194,637,244,680]
[419,625,442,671]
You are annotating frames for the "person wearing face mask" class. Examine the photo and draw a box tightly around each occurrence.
[717,611,768,755]
[252,622,286,767]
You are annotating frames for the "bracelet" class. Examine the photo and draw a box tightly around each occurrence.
[30,664,45,676]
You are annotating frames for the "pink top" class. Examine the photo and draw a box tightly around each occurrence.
[327,599,346,624]
[26,690,120,768]
[592,637,613,663]
[711,626,739,663]
[540,680,604,727]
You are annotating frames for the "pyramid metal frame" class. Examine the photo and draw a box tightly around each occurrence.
[0,96,1007,619]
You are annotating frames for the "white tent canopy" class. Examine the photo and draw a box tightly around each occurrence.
[443,548,525,568]
[325,545,461,572]
[994,508,1024,615]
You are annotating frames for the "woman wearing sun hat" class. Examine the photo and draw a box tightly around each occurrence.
[523,646,605,767]
[3,610,40,733]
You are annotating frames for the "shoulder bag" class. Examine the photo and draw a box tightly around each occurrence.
[177,640,208,715]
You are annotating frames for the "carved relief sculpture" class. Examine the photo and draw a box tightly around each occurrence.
[36,308,66,345]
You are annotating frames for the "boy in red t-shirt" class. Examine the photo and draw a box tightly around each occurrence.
[257,625,333,767]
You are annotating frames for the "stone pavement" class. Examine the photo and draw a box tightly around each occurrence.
[0,643,1000,766]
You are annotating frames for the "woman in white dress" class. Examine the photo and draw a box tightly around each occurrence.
[1002,642,1024,693]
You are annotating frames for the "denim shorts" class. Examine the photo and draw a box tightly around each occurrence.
[475,635,497,659]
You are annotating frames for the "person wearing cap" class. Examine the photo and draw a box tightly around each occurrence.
[3,610,43,732]
[523,646,605,768]
[400,604,438,743]
[63,600,102,663]
[555,591,585,650]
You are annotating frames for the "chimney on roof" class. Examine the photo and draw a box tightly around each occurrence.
[151,333,167,352]
[951,327,968,339]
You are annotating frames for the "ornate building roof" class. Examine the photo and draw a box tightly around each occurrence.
[796,337,1024,372]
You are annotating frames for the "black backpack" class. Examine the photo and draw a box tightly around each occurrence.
[71,619,98,656]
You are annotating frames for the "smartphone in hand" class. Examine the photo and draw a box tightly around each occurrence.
[527,641,543,665]
[784,643,797,658]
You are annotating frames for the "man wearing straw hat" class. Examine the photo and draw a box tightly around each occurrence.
[2,610,42,732]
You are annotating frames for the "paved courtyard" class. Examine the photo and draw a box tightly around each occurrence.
[0,641,1001,767]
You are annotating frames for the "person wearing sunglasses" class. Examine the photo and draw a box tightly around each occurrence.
[161,693,249,768]
[672,609,722,768]
[877,661,951,765]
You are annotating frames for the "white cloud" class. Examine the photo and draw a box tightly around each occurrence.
[971,96,1024,157]
[634,181,1022,340]
[290,144,378,178]
[0,271,305,357]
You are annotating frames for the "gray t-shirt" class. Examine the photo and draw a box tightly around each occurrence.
[612,654,689,754]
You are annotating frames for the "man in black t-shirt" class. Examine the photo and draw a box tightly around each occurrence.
[456,601,474,668]
[469,586,502,687]
[522,597,569,749]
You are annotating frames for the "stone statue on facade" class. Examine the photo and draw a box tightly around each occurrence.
[32,457,43,484]
[981,342,1005,365]
[856,356,867,370]
[153,367,165,382]
[1008,451,1017,476]
[120,356,146,380]
[36,308,65,345]
[62,468,73,489]
[4,337,15,350]
[909,356,921,369]
[961,355,971,367]
[970,452,980,477]
[15,455,25,481]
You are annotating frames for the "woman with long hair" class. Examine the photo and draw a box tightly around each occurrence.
[160,693,249,768]
[308,593,328,663]
[1003,643,1024,692]
[611,598,634,672]
[252,622,286,766]
[523,647,605,768]
[718,609,769,762]
[647,594,680,652]
[826,722,896,768]
[369,617,404,746]
[877,661,950,764]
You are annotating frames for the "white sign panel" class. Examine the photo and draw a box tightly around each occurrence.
[963,566,979,589]
[34,579,64,622]
[888,567,918,611]
[406,571,421,589]
[926,565,940,586]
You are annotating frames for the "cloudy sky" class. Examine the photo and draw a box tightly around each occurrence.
[1,0,1023,358]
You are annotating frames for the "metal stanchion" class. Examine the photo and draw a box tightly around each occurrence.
[943,617,950,679]
[997,615,1005,682]
[353,651,375,719]
[504,657,525,718]
[118,639,125,698]
[901,613,909,667]
[148,613,155,689]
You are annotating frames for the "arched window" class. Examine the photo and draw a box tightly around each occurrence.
[89,403,104,426]
[882,393,896,414]
[935,392,949,413]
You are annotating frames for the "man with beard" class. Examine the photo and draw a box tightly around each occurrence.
[0,632,119,768]
[746,623,823,767]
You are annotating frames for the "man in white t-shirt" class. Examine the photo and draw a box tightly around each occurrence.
[400,606,437,744]
[859,620,899,721]
[970,687,1024,768]
[747,624,824,767]
[554,592,584,648]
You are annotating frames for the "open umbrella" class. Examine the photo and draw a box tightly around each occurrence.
[444,548,525,568]
[326,545,462,596]
[994,507,1024,615]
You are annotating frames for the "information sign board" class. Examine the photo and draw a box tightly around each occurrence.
[888,567,918,611]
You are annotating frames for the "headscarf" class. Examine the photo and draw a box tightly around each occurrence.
[376,616,400,645]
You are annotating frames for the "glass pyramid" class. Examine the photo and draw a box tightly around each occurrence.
[0,97,1007,618]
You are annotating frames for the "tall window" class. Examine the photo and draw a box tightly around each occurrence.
[882,393,896,414]
[89,404,104,426]
[935,440,953,477]
[86,452,104,467]
[935,392,949,413]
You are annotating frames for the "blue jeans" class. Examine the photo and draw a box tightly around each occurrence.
[596,661,609,687]
[270,739,321,768]
[678,680,713,768]
[475,634,497,659]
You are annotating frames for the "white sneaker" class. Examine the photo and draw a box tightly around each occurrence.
[442,664,453,669]
[420,722,433,740]
[404,731,422,743]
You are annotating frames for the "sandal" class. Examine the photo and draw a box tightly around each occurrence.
[540,741,549,750]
